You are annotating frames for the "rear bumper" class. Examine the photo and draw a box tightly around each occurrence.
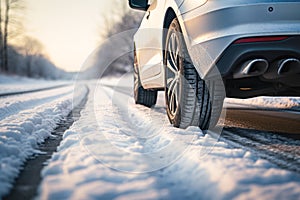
[180,1,300,78]
[217,35,300,77]
[218,36,300,98]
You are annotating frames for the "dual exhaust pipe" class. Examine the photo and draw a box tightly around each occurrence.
[278,58,300,75]
[234,58,300,79]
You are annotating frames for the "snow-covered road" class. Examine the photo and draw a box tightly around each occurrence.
[0,75,70,96]
[1,74,299,199]
[31,75,299,200]
[0,78,88,198]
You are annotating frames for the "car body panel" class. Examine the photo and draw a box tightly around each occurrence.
[180,1,300,78]
[134,0,183,88]
[133,0,300,95]
[134,0,166,82]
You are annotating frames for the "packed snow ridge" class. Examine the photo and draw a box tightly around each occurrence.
[0,74,70,96]
[0,74,299,199]
[0,75,88,198]
[226,96,300,111]
[36,75,300,200]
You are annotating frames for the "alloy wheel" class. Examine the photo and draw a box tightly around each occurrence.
[166,32,181,116]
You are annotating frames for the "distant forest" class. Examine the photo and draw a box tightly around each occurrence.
[0,0,70,79]
[0,1,144,80]
[82,1,144,79]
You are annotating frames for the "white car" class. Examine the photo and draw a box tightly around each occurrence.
[129,0,300,130]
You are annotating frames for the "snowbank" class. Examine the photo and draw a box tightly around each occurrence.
[0,74,70,96]
[37,79,300,200]
[0,80,88,198]
[226,96,300,111]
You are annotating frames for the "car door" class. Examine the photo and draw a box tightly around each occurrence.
[134,0,167,81]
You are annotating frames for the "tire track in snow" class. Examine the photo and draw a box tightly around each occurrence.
[3,86,89,200]
[0,83,70,97]
[221,128,300,174]
[70,84,215,199]
[106,84,300,174]
[82,83,198,173]
[0,86,74,121]
[0,85,88,198]
[37,82,300,200]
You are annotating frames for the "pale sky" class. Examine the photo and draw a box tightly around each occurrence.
[25,0,118,72]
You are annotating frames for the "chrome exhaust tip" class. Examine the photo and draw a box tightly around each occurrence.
[234,59,269,79]
[278,58,300,75]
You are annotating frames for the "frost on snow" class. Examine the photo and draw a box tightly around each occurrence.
[226,96,300,111]
[36,76,300,200]
[0,76,87,198]
[1,74,299,199]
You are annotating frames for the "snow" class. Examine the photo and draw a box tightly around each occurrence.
[36,74,300,200]
[0,74,69,95]
[0,76,88,198]
[225,96,300,111]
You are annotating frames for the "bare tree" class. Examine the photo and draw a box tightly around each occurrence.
[99,0,129,40]
[3,0,24,71]
[83,2,144,78]
[3,0,10,71]
[0,0,3,72]
[19,36,44,76]
[0,0,66,79]
[21,36,44,56]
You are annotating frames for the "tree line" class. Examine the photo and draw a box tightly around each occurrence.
[82,1,144,79]
[0,0,22,72]
[0,0,69,79]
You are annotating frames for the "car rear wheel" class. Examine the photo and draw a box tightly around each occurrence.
[164,18,221,130]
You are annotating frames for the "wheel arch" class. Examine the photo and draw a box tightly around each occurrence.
[162,8,195,70]
[163,8,177,46]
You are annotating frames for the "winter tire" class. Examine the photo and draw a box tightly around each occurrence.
[164,18,223,130]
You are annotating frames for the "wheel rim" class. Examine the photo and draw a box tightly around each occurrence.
[166,32,181,116]
[134,51,140,102]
